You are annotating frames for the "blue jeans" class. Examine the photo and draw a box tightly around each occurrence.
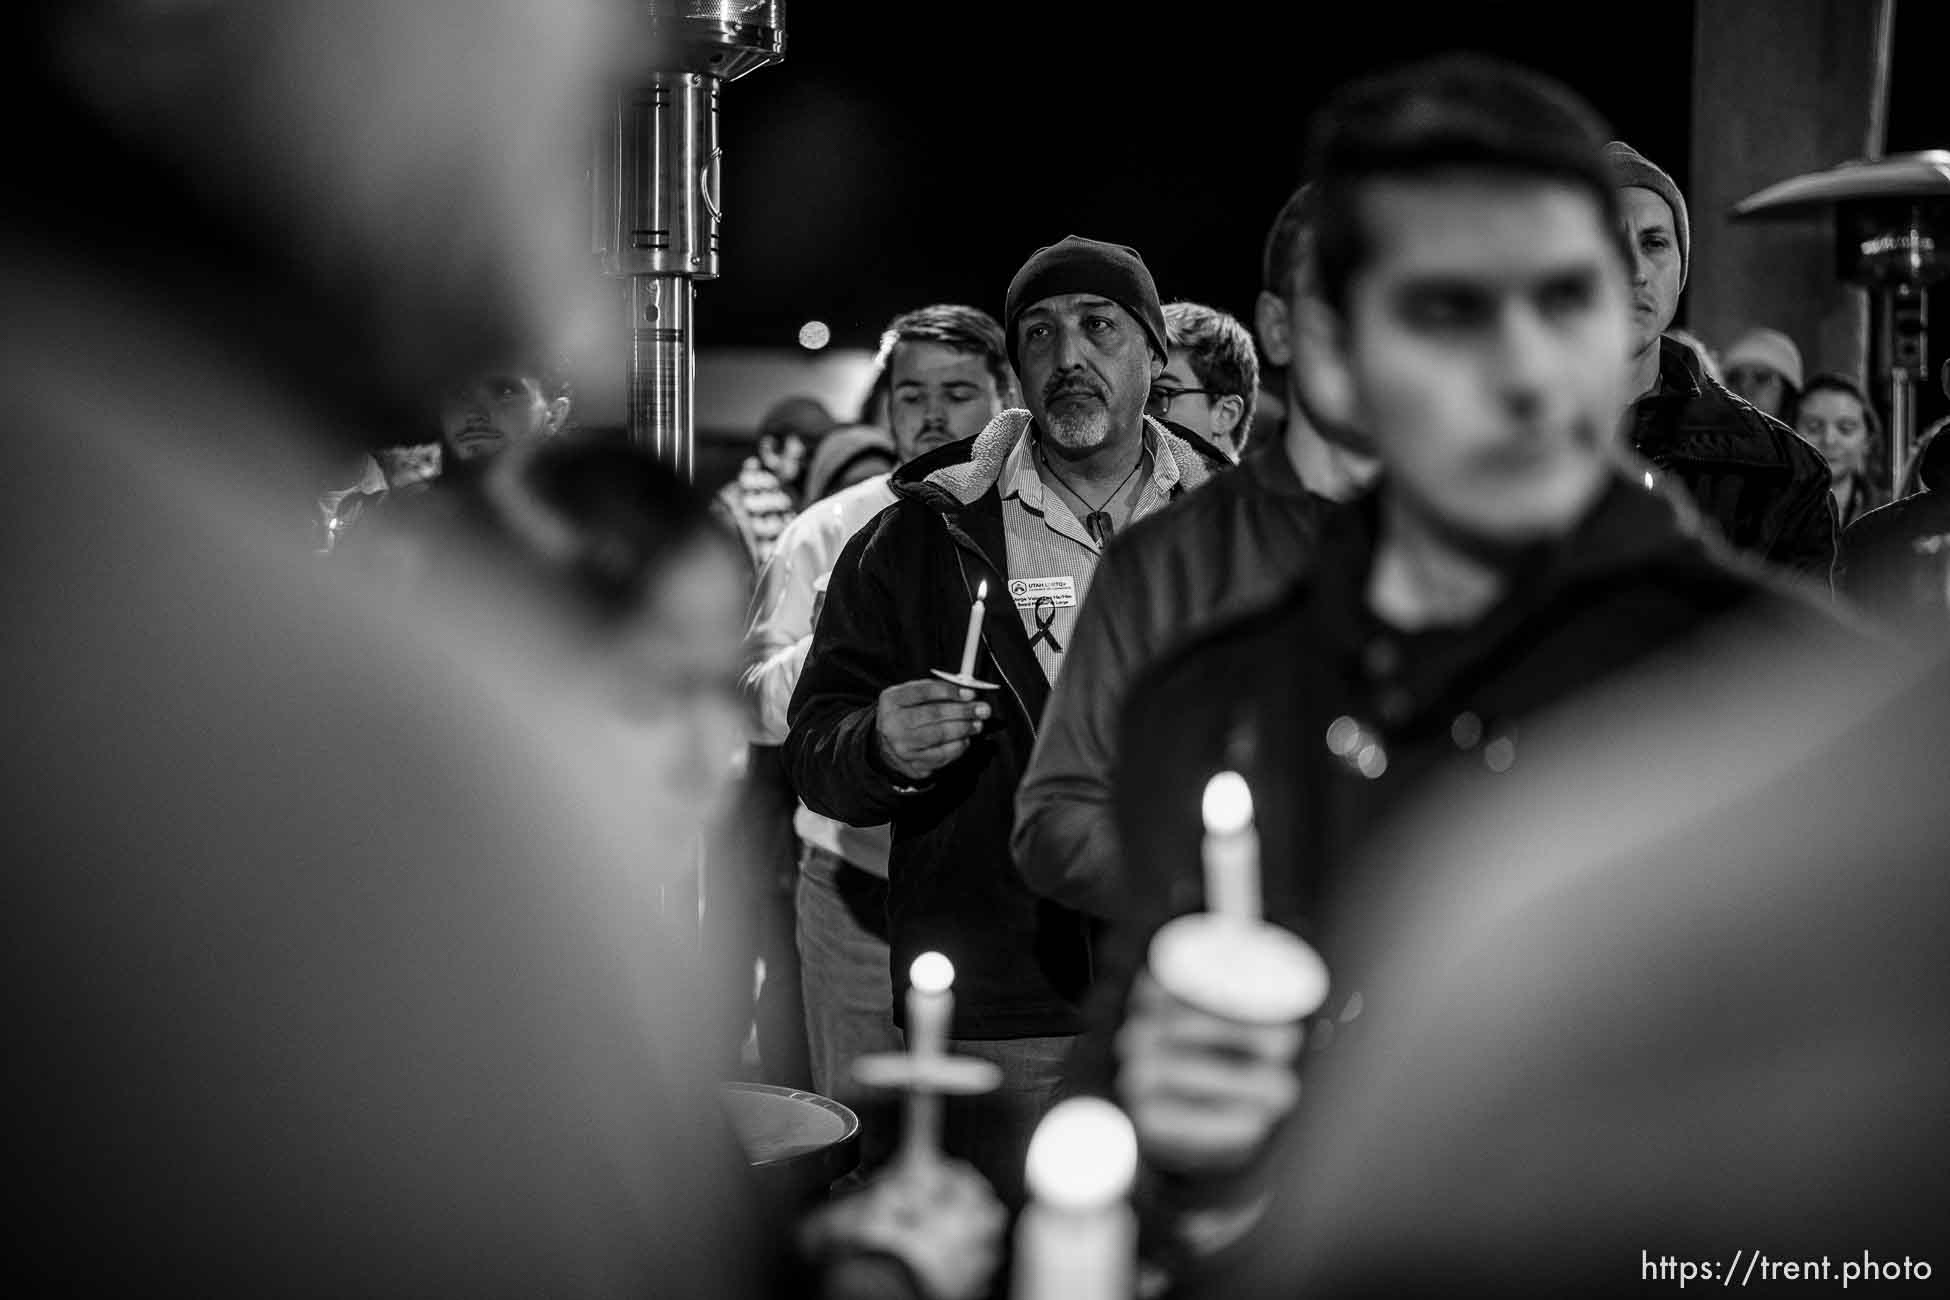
[923,1033,1074,1210]
[796,843,902,1169]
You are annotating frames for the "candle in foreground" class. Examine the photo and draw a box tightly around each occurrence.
[956,580,987,679]
[1013,1097,1139,1300]
[901,951,955,1171]
[1152,769,1329,1025]
[1201,770,1260,922]
[906,950,954,1060]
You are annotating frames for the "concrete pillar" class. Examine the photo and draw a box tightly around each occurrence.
[1689,0,1879,378]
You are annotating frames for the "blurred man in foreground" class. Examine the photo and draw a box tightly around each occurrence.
[1087,55,1867,1281]
[9,3,998,1295]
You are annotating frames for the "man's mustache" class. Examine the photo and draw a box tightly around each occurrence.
[1043,377,1105,403]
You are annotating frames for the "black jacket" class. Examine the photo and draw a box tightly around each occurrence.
[1629,335,1836,584]
[1074,470,1856,1091]
[1012,434,1330,917]
[1838,488,1950,640]
[784,410,1225,1038]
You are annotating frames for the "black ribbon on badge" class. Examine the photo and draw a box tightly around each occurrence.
[1027,595,1064,654]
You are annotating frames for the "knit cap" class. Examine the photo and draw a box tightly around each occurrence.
[1605,140,1689,290]
[1004,235,1166,371]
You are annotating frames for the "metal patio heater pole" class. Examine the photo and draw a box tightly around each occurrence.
[596,2,786,481]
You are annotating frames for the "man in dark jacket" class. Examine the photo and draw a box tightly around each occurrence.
[1085,56,1865,1280]
[785,236,1227,1204]
[1012,185,1349,921]
[1840,420,1950,641]
[1177,612,1946,1300]
[1608,141,1837,585]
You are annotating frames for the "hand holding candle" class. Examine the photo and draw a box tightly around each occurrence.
[1149,770,1329,1025]
[1126,770,1329,1176]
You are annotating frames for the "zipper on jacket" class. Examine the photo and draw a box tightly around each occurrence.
[951,544,1038,741]
[950,533,1099,990]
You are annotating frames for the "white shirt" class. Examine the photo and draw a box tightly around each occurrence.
[742,472,900,874]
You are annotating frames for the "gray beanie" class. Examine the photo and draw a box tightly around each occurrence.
[1004,235,1167,372]
[1605,140,1689,290]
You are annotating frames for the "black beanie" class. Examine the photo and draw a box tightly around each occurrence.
[1004,235,1167,373]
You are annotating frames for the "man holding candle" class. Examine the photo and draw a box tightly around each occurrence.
[744,304,1015,1167]
[1081,53,1867,1276]
[785,235,1227,1204]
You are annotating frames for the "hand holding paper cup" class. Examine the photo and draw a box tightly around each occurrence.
[1117,771,1329,1174]
[1148,771,1329,1024]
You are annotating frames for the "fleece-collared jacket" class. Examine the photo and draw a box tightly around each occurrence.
[1629,335,1836,586]
[783,409,1224,1039]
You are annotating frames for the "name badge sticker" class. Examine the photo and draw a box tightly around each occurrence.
[1008,576,1077,609]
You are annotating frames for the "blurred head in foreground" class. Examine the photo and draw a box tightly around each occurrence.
[448,439,751,841]
[20,0,627,496]
[1295,53,1635,547]
[11,3,784,1294]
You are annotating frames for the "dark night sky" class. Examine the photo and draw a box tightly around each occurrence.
[696,2,1703,351]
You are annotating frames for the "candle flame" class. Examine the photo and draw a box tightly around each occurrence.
[910,950,955,993]
[975,579,987,600]
[1202,770,1254,835]
[1025,1097,1138,1208]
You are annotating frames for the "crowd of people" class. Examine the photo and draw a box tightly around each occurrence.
[14,1,1950,1296]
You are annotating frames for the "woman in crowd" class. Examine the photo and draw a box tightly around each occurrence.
[1796,371,1886,530]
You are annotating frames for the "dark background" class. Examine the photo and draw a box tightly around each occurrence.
[698,1,1708,351]
[692,0,1946,351]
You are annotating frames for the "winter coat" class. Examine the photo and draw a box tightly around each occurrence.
[784,409,1224,1037]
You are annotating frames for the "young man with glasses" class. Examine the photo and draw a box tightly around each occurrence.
[1150,301,1260,463]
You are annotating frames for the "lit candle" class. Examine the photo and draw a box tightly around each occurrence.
[1012,1097,1139,1300]
[906,950,954,1059]
[956,580,987,679]
[1201,770,1260,922]
[901,951,955,1171]
[1149,770,1330,1025]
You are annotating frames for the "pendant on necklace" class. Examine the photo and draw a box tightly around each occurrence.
[1085,511,1115,545]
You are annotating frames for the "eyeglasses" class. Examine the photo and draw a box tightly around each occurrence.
[1145,386,1216,419]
